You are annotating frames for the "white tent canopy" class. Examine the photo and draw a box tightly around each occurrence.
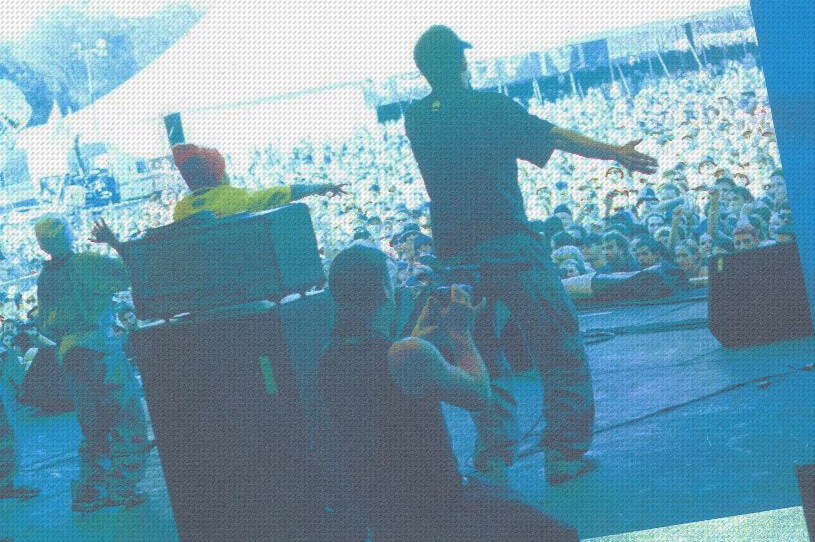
[62,0,748,155]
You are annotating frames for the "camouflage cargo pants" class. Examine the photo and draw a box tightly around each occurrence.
[447,231,595,465]
[63,346,149,497]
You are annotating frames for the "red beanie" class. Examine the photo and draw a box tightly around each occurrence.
[172,144,226,190]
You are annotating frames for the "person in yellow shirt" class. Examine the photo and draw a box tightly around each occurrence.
[171,144,347,221]
[35,216,149,512]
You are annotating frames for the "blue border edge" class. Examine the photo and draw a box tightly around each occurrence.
[750,0,815,320]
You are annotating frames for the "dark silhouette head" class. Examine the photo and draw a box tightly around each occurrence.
[414,25,472,89]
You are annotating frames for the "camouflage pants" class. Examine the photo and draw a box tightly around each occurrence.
[447,231,595,463]
[63,346,149,496]
[0,399,14,489]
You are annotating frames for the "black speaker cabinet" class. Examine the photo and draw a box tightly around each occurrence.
[708,242,813,348]
[797,464,815,542]
[131,292,336,542]
[122,203,325,320]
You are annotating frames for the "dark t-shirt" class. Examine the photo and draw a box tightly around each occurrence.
[319,331,462,537]
[405,88,556,258]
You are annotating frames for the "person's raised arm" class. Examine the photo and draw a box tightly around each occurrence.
[550,129,658,175]
[669,206,683,254]
[90,218,123,254]
[387,286,490,411]
[289,183,349,201]
[707,188,720,238]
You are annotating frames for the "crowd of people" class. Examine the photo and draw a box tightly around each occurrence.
[0,30,799,538]
[0,52,794,320]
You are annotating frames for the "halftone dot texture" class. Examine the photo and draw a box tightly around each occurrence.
[2,0,814,541]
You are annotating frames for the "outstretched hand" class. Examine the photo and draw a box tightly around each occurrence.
[411,285,486,340]
[321,183,349,197]
[615,139,658,175]
[89,218,118,246]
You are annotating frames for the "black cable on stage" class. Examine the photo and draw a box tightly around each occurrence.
[513,362,815,462]
[582,317,710,338]
[576,291,709,313]
[473,315,714,467]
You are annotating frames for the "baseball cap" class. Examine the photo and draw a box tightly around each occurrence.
[389,223,421,246]
[637,187,658,204]
[353,227,372,241]
[412,233,433,251]
[172,144,226,190]
[414,25,472,84]
[553,203,572,216]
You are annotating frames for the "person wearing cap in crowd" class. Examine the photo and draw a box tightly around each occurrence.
[390,223,422,263]
[732,224,760,253]
[644,212,667,237]
[698,155,717,177]
[404,25,657,485]
[728,186,754,216]
[635,187,659,219]
[552,203,574,229]
[553,181,572,206]
[412,233,435,263]
[34,216,149,512]
[171,144,348,221]
[767,169,787,208]
[775,224,796,245]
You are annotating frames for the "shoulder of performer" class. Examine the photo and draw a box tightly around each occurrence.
[387,336,440,399]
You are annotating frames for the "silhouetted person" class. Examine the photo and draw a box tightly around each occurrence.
[404,25,657,483]
[319,243,578,542]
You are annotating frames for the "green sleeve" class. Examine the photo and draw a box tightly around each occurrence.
[246,186,292,212]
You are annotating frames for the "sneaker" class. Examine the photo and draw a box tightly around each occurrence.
[108,490,146,509]
[545,454,597,486]
[71,482,110,513]
[72,496,110,513]
[0,484,40,500]
[473,456,510,486]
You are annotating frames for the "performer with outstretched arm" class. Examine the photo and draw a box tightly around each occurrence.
[404,25,658,484]
[170,143,348,221]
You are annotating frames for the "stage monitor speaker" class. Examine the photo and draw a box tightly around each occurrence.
[797,464,815,541]
[121,203,324,320]
[708,242,813,348]
[17,347,73,413]
[163,112,185,147]
[131,292,338,542]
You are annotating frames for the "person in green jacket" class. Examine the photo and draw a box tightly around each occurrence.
[35,216,149,512]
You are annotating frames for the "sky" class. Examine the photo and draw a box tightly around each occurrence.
[1,0,750,47]
[0,0,178,39]
[11,0,754,157]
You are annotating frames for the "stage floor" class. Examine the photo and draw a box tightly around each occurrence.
[1,297,813,541]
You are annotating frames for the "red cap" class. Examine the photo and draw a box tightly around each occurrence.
[172,144,226,190]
